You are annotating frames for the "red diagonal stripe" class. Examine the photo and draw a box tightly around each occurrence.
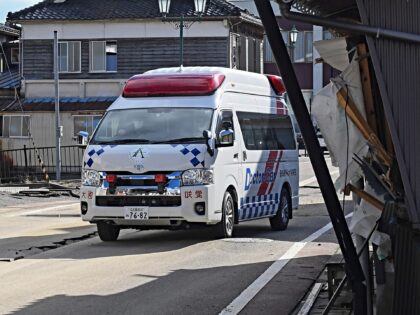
[257,150,279,196]
[267,150,283,195]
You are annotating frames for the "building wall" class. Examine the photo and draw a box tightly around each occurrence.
[22,37,229,80]
[0,111,103,150]
[21,21,229,40]
[21,37,229,97]
[361,0,420,223]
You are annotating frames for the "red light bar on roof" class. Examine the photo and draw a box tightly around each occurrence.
[123,73,226,97]
[266,75,286,95]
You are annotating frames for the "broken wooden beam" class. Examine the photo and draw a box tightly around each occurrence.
[336,88,393,167]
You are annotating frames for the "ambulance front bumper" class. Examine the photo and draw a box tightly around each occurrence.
[80,185,221,225]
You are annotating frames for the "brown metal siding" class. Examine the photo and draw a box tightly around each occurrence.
[22,37,229,80]
[22,40,54,79]
[361,0,420,222]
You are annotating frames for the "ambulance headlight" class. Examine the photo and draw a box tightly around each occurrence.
[182,169,213,186]
[82,169,101,187]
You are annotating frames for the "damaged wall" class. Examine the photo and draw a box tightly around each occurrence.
[358,0,420,224]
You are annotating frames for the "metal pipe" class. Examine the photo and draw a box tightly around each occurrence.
[180,14,184,67]
[253,1,367,314]
[53,31,61,181]
[279,3,420,45]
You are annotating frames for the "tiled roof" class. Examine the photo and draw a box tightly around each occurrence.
[3,96,116,112]
[24,96,117,104]
[0,68,20,89]
[0,23,20,36]
[8,0,253,21]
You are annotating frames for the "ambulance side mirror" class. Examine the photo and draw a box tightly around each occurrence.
[218,121,234,146]
[77,131,89,147]
[218,128,234,146]
[203,130,215,156]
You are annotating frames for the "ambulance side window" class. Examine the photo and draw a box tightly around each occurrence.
[216,110,234,145]
[237,112,296,150]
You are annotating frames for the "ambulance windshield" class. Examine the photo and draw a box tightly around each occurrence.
[90,107,214,145]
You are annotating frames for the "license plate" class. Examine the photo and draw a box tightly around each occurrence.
[124,206,149,220]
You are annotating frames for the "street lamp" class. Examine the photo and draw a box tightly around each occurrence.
[289,25,299,61]
[158,0,171,16]
[194,0,207,14]
[158,0,207,67]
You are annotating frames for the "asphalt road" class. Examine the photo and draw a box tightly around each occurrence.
[0,155,343,315]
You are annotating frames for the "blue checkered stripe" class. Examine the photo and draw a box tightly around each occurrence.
[84,145,118,168]
[171,144,205,167]
[239,193,280,220]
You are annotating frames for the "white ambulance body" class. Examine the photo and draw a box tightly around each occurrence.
[80,67,299,241]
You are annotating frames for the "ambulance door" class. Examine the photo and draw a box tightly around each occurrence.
[214,109,241,201]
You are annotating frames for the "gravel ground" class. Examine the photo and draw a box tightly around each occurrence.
[0,179,80,208]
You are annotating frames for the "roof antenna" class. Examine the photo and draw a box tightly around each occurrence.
[177,65,184,73]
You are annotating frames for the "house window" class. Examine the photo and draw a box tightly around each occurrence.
[58,41,81,73]
[264,36,274,63]
[1,115,30,138]
[265,31,313,63]
[290,31,313,63]
[11,48,19,64]
[90,41,117,72]
[74,115,102,136]
[230,34,243,70]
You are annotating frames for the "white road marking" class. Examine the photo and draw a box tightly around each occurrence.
[7,203,79,217]
[219,213,353,315]
[297,282,323,315]
[299,169,339,187]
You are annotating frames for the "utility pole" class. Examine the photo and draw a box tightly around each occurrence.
[53,31,61,181]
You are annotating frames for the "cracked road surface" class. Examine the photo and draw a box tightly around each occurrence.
[0,156,344,315]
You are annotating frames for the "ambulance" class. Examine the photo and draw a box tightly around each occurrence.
[79,67,299,241]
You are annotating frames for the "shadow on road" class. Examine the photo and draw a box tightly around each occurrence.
[7,253,333,315]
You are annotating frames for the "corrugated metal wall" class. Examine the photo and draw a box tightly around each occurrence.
[392,222,420,315]
[359,1,420,314]
[361,0,420,223]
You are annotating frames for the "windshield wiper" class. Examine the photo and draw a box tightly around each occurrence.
[158,137,206,144]
[94,139,152,145]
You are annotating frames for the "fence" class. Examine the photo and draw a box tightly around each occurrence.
[0,145,85,182]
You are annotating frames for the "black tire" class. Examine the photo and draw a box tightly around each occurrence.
[270,187,291,231]
[97,222,120,241]
[215,191,235,238]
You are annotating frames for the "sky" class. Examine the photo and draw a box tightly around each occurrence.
[0,0,40,23]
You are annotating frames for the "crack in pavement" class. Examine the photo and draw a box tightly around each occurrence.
[2,231,98,262]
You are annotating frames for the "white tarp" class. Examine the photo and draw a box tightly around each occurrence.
[348,183,391,260]
[311,53,369,191]
[311,50,391,256]
[313,38,350,71]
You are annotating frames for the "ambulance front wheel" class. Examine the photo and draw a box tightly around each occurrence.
[215,191,235,238]
[270,187,291,231]
[97,221,120,241]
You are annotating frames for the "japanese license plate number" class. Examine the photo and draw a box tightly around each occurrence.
[124,206,149,220]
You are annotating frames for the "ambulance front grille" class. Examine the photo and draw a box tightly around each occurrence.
[96,196,181,207]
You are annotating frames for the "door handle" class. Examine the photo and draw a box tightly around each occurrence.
[243,151,247,161]
[233,153,239,159]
